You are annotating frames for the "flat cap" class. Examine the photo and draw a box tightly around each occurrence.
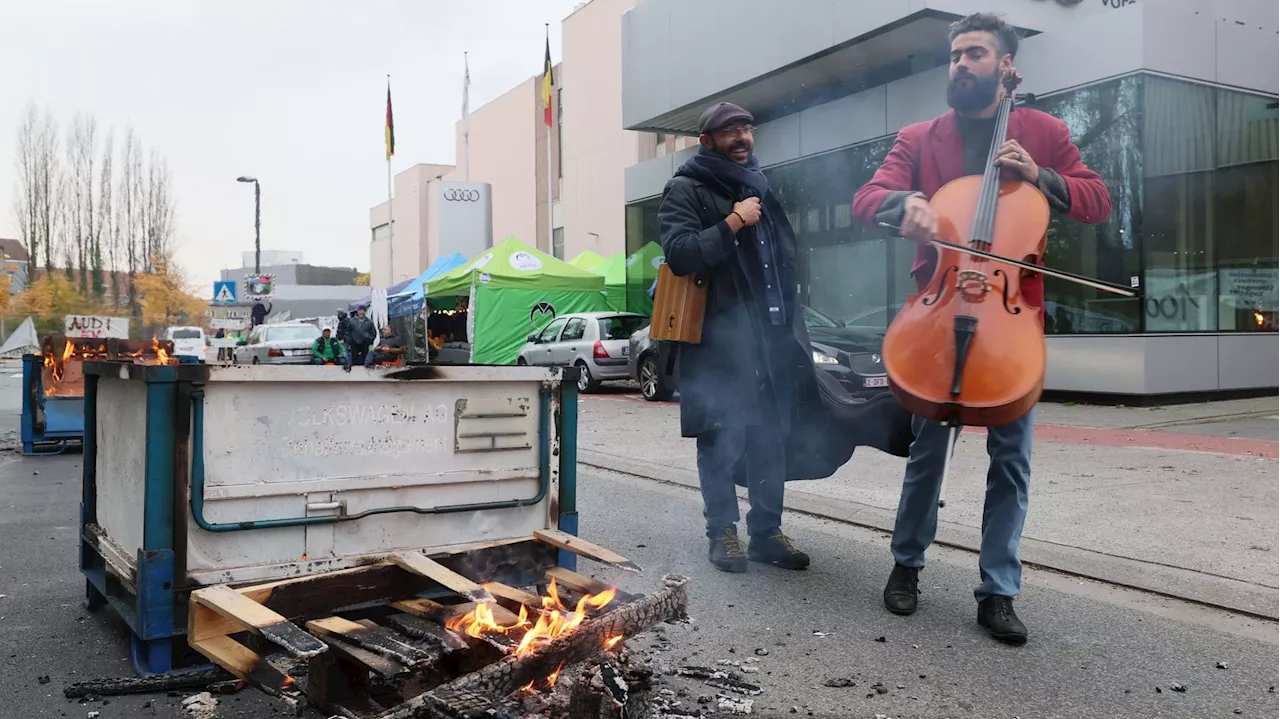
[697,102,753,135]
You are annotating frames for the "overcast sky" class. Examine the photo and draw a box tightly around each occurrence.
[0,0,586,291]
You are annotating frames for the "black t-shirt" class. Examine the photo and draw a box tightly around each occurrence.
[957,115,998,176]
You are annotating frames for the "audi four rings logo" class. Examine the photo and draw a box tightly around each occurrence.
[443,189,481,202]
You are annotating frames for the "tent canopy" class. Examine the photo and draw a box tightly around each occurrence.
[590,253,627,310]
[349,276,414,312]
[626,241,666,279]
[386,253,469,319]
[0,316,39,357]
[568,250,606,271]
[426,237,605,297]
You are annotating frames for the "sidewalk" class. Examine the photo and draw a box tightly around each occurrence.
[577,393,1279,618]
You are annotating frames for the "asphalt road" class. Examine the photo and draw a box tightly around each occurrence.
[0,365,1275,719]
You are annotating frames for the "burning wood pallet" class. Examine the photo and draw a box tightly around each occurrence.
[186,531,688,719]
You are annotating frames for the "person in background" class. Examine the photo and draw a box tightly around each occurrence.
[344,307,376,371]
[311,328,340,365]
[214,327,228,362]
[251,299,272,327]
[334,309,352,365]
[364,325,404,366]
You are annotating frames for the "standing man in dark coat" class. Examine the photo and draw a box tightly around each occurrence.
[657,102,821,573]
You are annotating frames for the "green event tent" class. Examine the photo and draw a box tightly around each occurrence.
[624,241,666,316]
[590,253,627,311]
[424,237,608,364]
[568,250,605,271]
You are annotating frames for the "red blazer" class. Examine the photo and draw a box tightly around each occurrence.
[852,107,1112,316]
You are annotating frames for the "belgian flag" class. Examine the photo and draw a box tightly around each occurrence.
[385,79,395,160]
[541,32,553,127]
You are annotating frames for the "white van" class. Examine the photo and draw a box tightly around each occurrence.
[164,326,207,362]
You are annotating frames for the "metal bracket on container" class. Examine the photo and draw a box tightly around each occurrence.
[454,397,535,453]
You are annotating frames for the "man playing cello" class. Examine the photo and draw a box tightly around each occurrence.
[852,12,1111,644]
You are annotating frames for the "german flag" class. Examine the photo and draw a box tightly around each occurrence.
[541,32,553,127]
[385,79,395,160]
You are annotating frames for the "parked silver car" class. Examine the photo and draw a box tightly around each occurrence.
[516,312,649,392]
[232,323,322,365]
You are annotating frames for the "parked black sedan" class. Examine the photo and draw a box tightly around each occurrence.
[627,305,888,402]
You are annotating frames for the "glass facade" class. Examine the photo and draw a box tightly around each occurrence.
[623,73,1278,334]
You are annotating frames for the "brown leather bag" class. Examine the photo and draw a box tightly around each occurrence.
[649,263,707,344]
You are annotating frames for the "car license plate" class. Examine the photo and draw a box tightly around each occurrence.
[864,376,889,388]
[291,349,306,356]
[621,346,629,356]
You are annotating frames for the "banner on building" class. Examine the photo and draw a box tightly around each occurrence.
[1219,268,1278,311]
[211,318,248,331]
[64,315,130,339]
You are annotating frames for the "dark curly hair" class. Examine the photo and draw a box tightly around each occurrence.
[948,12,1020,59]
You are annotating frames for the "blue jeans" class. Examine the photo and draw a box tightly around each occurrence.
[891,409,1035,602]
[696,427,785,539]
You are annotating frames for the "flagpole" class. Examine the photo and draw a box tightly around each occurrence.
[463,52,470,183]
[386,74,395,284]
[544,24,554,257]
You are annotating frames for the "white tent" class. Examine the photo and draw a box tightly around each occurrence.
[0,316,40,357]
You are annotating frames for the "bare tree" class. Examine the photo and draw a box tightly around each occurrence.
[92,130,113,299]
[37,108,62,277]
[118,127,143,311]
[13,103,40,271]
[143,149,175,268]
[66,113,99,293]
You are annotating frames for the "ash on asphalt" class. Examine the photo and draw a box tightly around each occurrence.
[576,468,1280,719]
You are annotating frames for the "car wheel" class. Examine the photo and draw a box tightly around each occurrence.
[639,354,673,402]
[575,361,600,393]
[516,357,527,366]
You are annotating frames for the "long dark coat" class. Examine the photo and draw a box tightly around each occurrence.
[657,154,913,481]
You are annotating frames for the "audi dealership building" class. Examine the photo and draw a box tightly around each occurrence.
[621,0,1278,399]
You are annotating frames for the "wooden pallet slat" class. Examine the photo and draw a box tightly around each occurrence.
[190,585,327,659]
[390,551,495,604]
[533,529,641,572]
[485,582,543,610]
[306,616,432,667]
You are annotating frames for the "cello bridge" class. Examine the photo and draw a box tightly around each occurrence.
[955,269,990,301]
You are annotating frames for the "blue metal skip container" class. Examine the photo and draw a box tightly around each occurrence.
[78,361,582,675]
[21,353,84,455]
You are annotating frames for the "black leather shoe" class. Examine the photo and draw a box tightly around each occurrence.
[977,595,1028,645]
[747,532,810,570]
[883,564,920,615]
[708,527,747,573]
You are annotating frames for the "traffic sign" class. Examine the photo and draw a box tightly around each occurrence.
[213,281,237,304]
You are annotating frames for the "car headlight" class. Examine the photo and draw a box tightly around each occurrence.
[812,350,839,365]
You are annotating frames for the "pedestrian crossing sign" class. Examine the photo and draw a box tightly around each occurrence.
[213,281,237,305]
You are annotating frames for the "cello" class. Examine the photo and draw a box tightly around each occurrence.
[879,67,1137,506]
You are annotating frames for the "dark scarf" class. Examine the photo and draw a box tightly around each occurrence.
[679,146,790,325]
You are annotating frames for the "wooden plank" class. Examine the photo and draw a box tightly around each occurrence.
[305,617,431,667]
[189,636,294,693]
[311,632,407,679]
[533,529,641,573]
[390,552,494,604]
[190,585,326,659]
[485,582,543,610]
[544,567,613,596]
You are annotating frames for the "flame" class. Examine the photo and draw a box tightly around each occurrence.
[445,601,529,638]
[152,337,170,365]
[1254,311,1266,327]
[446,579,619,664]
[281,675,295,688]
[546,663,564,687]
[604,635,623,650]
[519,681,535,693]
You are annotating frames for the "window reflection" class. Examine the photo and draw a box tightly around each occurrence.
[765,137,898,329]
[624,197,662,315]
[1036,76,1143,334]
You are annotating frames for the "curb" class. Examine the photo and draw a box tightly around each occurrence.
[579,448,1279,622]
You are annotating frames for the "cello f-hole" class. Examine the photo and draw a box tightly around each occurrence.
[994,269,1022,315]
[922,266,957,307]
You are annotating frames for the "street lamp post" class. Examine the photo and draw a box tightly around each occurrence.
[236,176,260,274]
